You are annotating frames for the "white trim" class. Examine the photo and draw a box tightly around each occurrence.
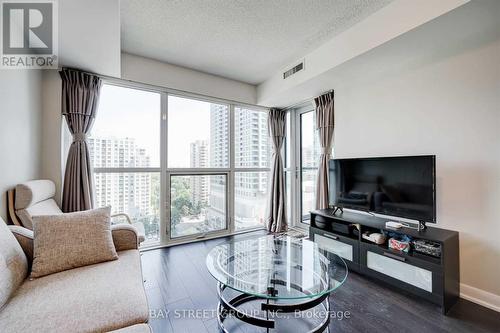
[229,104,236,234]
[234,168,271,172]
[460,283,500,313]
[93,167,161,173]
[166,168,230,174]
[296,108,317,227]
[160,91,168,245]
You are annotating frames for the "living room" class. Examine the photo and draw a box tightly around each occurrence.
[0,0,499,332]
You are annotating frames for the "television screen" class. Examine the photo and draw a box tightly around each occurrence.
[329,155,436,223]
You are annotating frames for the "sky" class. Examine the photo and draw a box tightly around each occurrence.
[91,85,161,166]
[168,95,221,167]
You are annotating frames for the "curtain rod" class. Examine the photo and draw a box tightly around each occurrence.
[283,89,334,110]
[60,66,269,110]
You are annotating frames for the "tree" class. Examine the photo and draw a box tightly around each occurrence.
[170,177,194,228]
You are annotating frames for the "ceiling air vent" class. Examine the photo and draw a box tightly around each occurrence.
[283,61,304,79]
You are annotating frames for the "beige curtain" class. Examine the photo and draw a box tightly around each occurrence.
[266,108,287,232]
[60,68,102,212]
[314,91,335,210]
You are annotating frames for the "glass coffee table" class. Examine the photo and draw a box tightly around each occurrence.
[206,235,348,332]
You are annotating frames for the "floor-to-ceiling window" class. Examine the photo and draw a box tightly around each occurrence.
[287,105,331,228]
[299,110,320,223]
[89,82,270,247]
[167,95,230,239]
[284,111,294,226]
[234,107,270,230]
[89,84,162,244]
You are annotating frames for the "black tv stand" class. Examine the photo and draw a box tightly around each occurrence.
[309,209,459,314]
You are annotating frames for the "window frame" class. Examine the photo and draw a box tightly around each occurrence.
[285,104,335,230]
[286,104,320,230]
[167,172,230,240]
[299,109,319,224]
[90,82,164,245]
[165,95,232,242]
[89,78,270,248]
[283,110,295,227]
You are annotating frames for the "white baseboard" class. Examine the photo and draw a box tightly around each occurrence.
[461,283,500,313]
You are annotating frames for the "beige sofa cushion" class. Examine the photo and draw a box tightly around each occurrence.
[0,218,28,309]
[31,207,118,278]
[0,250,149,333]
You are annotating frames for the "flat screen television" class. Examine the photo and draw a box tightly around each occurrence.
[329,155,436,223]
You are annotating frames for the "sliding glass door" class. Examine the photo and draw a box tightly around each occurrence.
[299,110,320,223]
[287,106,324,228]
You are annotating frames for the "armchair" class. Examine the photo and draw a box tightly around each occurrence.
[7,180,146,244]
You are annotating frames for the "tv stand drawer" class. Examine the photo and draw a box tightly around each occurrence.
[316,234,353,261]
[366,251,433,292]
[310,227,359,266]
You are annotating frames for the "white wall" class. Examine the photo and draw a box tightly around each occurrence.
[0,70,43,220]
[328,2,500,309]
[59,0,121,77]
[121,53,257,105]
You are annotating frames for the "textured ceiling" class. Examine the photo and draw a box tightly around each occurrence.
[121,0,393,85]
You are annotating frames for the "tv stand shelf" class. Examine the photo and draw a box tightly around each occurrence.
[310,209,459,314]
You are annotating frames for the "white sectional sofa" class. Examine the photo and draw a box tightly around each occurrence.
[0,217,151,333]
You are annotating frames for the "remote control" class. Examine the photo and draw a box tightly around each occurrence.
[386,221,403,229]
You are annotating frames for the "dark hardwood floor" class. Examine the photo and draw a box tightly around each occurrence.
[141,231,500,333]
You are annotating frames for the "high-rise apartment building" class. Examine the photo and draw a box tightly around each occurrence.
[88,136,152,219]
[207,105,269,230]
[190,140,209,206]
[210,104,229,168]
[205,105,229,231]
[234,108,269,229]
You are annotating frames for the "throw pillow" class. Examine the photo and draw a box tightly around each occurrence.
[31,206,118,278]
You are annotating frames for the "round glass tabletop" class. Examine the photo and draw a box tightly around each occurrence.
[206,235,348,300]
